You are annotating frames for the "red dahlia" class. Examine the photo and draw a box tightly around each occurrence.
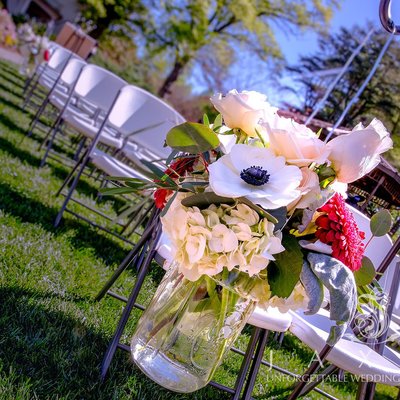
[154,157,197,209]
[315,193,365,271]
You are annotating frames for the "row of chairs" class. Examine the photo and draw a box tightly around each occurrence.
[23,43,400,399]
[24,43,185,244]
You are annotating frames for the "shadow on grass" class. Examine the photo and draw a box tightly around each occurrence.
[0,135,102,200]
[0,60,26,81]
[0,286,228,400]
[0,71,25,93]
[0,181,127,265]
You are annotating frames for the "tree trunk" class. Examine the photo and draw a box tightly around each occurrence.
[157,59,186,98]
[89,21,110,40]
[89,7,119,40]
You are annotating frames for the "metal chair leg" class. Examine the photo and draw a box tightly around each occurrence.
[95,216,159,301]
[40,116,64,167]
[100,227,161,380]
[231,327,262,400]
[242,329,269,400]
[55,148,89,197]
[299,365,338,397]
[54,148,92,227]
[287,344,333,400]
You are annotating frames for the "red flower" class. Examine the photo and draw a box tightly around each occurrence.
[43,49,50,62]
[154,157,197,209]
[315,193,365,271]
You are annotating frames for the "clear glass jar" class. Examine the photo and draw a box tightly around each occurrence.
[130,264,258,393]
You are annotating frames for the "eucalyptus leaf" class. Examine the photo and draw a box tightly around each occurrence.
[166,122,220,153]
[354,256,376,286]
[166,149,179,165]
[265,207,287,230]
[160,191,178,217]
[300,261,324,315]
[99,186,137,195]
[105,176,145,182]
[203,113,210,126]
[370,210,392,237]
[268,235,303,298]
[140,159,176,186]
[307,253,357,346]
[181,192,235,208]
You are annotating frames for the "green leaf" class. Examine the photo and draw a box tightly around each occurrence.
[140,159,176,187]
[268,235,303,298]
[370,209,392,237]
[354,256,376,286]
[99,186,138,195]
[265,207,287,231]
[166,149,179,165]
[166,122,220,153]
[300,261,324,315]
[160,191,178,217]
[306,253,357,346]
[213,114,222,129]
[203,113,210,126]
[181,192,235,208]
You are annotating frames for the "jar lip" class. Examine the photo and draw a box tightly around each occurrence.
[207,268,268,302]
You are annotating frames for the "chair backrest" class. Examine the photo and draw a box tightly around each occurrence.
[59,58,86,87]
[107,85,185,158]
[349,206,400,313]
[47,46,73,72]
[71,65,126,112]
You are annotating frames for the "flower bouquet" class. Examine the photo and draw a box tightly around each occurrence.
[17,23,49,75]
[122,90,393,392]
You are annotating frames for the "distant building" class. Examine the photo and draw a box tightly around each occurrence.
[6,0,80,29]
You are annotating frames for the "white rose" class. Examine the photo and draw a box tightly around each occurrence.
[262,114,329,167]
[211,89,277,137]
[288,167,321,211]
[327,118,393,183]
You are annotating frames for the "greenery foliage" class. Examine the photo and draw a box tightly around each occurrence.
[287,25,400,169]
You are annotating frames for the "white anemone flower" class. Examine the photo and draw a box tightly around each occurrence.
[208,144,302,209]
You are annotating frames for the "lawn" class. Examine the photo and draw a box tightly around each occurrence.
[0,60,397,400]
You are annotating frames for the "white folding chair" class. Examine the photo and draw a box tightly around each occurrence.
[40,64,127,167]
[23,46,74,109]
[26,57,87,139]
[53,83,184,246]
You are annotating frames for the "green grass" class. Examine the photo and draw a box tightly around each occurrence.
[0,60,397,400]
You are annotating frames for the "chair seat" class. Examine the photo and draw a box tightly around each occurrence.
[50,92,99,118]
[289,309,400,384]
[63,112,124,149]
[90,148,151,181]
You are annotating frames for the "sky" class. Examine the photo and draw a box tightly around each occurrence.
[255,0,393,106]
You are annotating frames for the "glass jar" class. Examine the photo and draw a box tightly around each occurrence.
[130,264,259,393]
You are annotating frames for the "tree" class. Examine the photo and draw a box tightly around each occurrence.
[78,0,146,39]
[286,25,400,168]
[137,0,339,97]
[286,26,400,128]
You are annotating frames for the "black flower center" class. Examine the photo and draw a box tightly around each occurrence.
[240,166,270,186]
